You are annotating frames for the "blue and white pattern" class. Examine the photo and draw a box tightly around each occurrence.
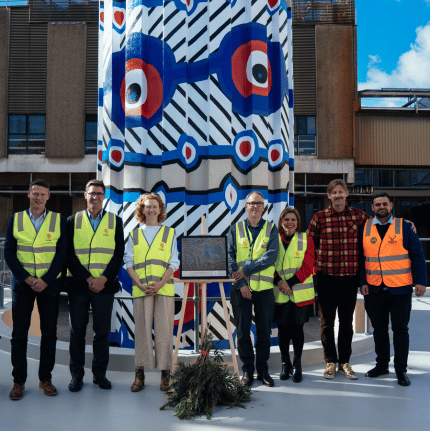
[99,0,294,347]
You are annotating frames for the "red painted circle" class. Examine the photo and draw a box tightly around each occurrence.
[111,150,122,163]
[98,150,103,161]
[271,149,280,161]
[239,140,251,157]
[114,11,124,26]
[268,0,278,8]
[100,12,104,22]
[185,146,192,160]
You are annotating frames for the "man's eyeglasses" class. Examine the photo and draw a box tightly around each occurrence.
[87,192,105,198]
[246,201,264,208]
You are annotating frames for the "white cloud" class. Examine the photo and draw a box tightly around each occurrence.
[359,22,430,106]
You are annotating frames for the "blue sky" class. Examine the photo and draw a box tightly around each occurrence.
[357,0,430,106]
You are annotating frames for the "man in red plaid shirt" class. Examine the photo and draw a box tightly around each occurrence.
[307,179,370,380]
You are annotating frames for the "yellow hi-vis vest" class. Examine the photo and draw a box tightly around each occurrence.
[13,210,61,279]
[274,232,315,306]
[73,211,116,278]
[131,225,175,298]
[235,220,275,292]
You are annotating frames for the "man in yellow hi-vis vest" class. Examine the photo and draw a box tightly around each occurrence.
[66,179,124,392]
[227,191,279,388]
[5,179,67,401]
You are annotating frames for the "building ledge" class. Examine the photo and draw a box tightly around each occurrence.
[0,154,96,173]
[294,156,355,183]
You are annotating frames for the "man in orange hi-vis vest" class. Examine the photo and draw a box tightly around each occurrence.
[359,192,427,387]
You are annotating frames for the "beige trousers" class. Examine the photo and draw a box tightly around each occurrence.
[133,295,175,370]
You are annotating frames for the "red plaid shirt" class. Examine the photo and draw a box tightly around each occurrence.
[306,205,370,276]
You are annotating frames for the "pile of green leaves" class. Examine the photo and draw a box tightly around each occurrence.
[160,332,251,420]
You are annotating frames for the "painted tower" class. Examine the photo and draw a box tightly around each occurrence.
[98,0,294,347]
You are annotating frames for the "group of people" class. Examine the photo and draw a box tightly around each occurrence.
[4,179,177,400]
[4,177,427,401]
[229,180,426,388]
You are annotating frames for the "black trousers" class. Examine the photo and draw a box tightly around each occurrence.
[231,288,275,374]
[69,291,114,380]
[11,289,59,383]
[277,322,305,359]
[365,289,412,373]
[316,273,359,364]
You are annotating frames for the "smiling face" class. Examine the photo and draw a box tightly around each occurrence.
[28,185,50,214]
[327,184,349,211]
[282,212,298,236]
[245,192,265,224]
[143,198,161,225]
[372,196,393,221]
[85,185,105,214]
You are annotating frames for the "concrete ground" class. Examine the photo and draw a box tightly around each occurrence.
[0,292,429,431]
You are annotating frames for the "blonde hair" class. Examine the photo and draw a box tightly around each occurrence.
[135,193,167,224]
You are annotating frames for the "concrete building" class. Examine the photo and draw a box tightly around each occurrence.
[1,0,429,253]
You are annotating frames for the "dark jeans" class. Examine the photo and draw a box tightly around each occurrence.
[365,289,412,373]
[277,323,304,359]
[11,289,60,383]
[317,273,358,364]
[231,287,275,374]
[69,291,115,380]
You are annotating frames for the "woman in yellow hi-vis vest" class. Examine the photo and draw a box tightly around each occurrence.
[124,193,179,392]
[274,207,315,383]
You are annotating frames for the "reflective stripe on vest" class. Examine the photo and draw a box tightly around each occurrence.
[13,211,61,278]
[72,211,116,278]
[235,220,275,292]
[131,225,175,298]
[274,232,315,306]
[363,218,413,288]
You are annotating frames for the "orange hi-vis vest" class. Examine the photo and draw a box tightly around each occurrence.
[363,218,413,288]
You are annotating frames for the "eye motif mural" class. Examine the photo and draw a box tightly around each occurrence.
[99,0,294,348]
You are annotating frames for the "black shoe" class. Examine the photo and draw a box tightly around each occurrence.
[291,359,302,383]
[240,372,254,387]
[365,366,389,378]
[68,378,83,392]
[93,376,112,390]
[396,371,411,387]
[280,356,292,380]
[256,372,274,387]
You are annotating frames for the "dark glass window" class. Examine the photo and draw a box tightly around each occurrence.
[85,114,97,155]
[294,115,316,155]
[8,115,45,154]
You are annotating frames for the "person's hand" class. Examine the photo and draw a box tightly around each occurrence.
[31,279,48,292]
[232,268,246,281]
[278,280,292,295]
[415,284,426,297]
[25,276,37,286]
[89,276,107,293]
[404,219,417,233]
[240,285,252,300]
[360,284,369,296]
[146,282,164,296]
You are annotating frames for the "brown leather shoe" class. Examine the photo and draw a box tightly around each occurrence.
[39,380,58,396]
[9,383,25,400]
[131,368,145,392]
[160,370,170,391]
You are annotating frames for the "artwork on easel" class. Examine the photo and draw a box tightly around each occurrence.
[180,236,228,279]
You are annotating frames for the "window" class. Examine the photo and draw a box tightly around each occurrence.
[294,115,316,155]
[85,114,97,155]
[8,115,45,154]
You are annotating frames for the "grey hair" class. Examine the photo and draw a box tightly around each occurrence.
[245,191,264,203]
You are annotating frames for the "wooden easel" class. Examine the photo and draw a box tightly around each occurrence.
[172,217,239,376]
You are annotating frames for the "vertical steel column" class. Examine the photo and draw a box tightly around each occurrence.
[0,247,5,309]
[193,283,200,353]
